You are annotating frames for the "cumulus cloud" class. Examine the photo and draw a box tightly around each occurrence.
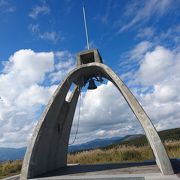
[1,44,180,148]
[5,49,54,83]
[70,46,180,143]
[0,49,75,147]
[137,46,175,85]
[70,81,141,144]
[49,51,75,83]
[116,40,180,142]
[130,45,180,131]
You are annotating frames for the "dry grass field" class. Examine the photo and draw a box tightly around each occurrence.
[0,160,22,179]
[67,140,180,164]
[0,140,179,179]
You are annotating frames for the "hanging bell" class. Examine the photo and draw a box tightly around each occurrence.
[88,78,97,90]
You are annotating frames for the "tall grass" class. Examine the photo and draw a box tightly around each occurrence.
[67,140,180,164]
[0,140,179,179]
[165,140,180,158]
[68,146,153,164]
[0,160,21,178]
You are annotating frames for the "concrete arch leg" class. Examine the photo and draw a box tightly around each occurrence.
[101,64,174,175]
[21,79,80,179]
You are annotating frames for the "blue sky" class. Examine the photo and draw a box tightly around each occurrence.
[0,0,180,148]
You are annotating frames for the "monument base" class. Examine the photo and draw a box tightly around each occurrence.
[31,159,180,180]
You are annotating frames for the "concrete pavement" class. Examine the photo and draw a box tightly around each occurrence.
[4,160,180,180]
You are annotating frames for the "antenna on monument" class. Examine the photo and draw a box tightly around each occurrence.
[82,0,90,50]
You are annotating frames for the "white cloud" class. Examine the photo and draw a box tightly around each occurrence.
[129,41,152,60]
[71,43,180,144]
[137,27,155,39]
[96,130,106,137]
[137,26,180,48]
[29,24,62,43]
[119,41,152,80]
[136,46,176,85]
[29,4,50,19]
[49,51,75,83]
[15,85,57,109]
[119,0,173,33]
[0,49,74,147]
[1,45,180,148]
[70,82,140,144]
[39,31,60,43]
[130,45,180,131]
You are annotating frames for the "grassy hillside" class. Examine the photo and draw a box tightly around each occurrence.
[68,128,180,164]
[68,140,180,164]
[106,128,180,148]
[0,127,179,179]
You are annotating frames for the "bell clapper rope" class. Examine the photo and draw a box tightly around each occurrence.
[68,85,82,145]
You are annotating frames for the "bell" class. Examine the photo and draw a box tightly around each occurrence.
[88,79,97,90]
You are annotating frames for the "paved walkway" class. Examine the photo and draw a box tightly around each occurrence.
[3,159,180,180]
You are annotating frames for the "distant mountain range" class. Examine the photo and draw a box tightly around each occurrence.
[0,127,179,162]
[105,127,180,149]
[0,147,26,162]
[0,135,135,162]
[68,135,139,152]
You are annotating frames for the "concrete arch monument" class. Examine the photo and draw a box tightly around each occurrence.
[21,49,174,179]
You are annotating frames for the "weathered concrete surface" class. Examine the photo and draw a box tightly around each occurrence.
[2,175,20,180]
[77,49,103,66]
[21,83,80,179]
[21,62,174,179]
[37,159,180,178]
[40,161,161,177]
[7,160,180,180]
[4,175,180,180]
